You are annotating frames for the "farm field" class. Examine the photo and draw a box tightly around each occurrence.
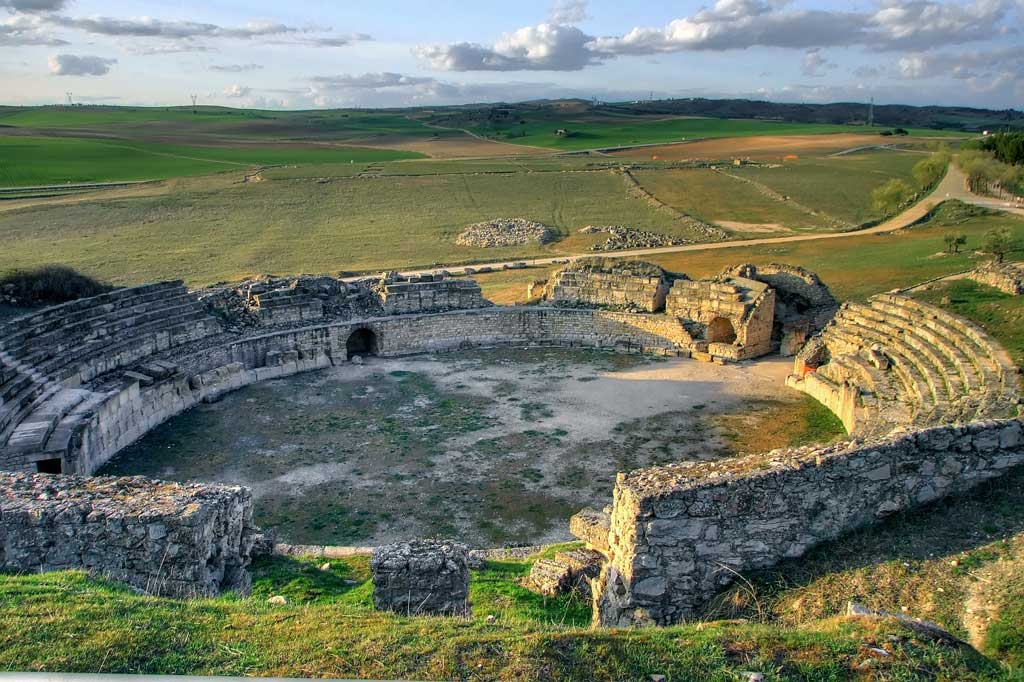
[731,151,926,225]
[630,167,829,235]
[0,168,693,285]
[476,201,1024,304]
[0,136,422,187]
[461,116,964,151]
[608,133,913,161]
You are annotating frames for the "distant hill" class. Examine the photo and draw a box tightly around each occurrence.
[423,97,1024,134]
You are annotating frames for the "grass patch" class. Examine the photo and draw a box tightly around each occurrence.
[0,560,1005,680]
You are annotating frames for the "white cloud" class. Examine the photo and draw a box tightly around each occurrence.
[48,53,117,76]
[210,63,263,73]
[223,84,251,98]
[0,14,65,45]
[801,48,837,77]
[414,23,598,71]
[549,0,587,24]
[416,0,1022,72]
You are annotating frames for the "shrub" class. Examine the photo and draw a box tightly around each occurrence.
[0,265,114,305]
[871,178,914,215]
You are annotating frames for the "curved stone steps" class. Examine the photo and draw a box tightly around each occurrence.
[824,322,944,406]
[845,302,976,396]
[872,295,1016,388]
[827,353,900,401]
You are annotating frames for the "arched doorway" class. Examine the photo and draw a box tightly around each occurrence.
[346,328,378,360]
[706,317,737,344]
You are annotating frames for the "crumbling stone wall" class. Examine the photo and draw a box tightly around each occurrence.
[968,261,1024,295]
[371,539,470,616]
[544,259,672,312]
[375,273,485,315]
[594,419,1023,626]
[0,472,256,598]
[666,277,775,360]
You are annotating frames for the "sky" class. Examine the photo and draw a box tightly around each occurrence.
[1,0,1023,110]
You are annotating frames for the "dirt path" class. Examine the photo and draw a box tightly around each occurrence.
[394,164,994,278]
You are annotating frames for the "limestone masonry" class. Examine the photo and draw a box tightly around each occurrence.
[371,539,471,616]
[1,263,1022,622]
[967,260,1024,296]
[0,472,255,598]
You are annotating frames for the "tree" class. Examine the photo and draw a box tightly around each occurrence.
[871,178,913,215]
[982,227,1016,263]
[943,232,967,254]
[912,148,950,189]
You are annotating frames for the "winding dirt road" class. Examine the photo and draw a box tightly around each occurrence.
[401,164,1020,277]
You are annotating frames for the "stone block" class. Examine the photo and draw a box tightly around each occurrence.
[370,539,470,617]
[569,508,610,553]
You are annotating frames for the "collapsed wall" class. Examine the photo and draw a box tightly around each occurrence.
[0,472,256,598]
[594,419,1023,626]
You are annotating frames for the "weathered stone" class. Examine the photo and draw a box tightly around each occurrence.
[370,539,470,617]
[0,473,255,598]
[569,508,611,553]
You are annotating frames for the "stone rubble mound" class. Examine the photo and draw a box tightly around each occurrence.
[455,218,554,248]
[371,539,471,616]
[579,225,687,252]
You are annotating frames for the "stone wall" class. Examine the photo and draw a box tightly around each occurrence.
[967,261,1024,296]
[0,472,255,598]
[2,306,694,476]
[544,261,671,312]
[666,277,775,360]
[594,419,1024,626]
[378,274,485,315]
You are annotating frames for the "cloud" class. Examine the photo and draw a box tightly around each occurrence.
[895,46,1024,81]
[801,48,837,77]
[311,72,437,90]
[210,63,263,73]
[35,14,371,49]
[0,14,66,45]
[48,53,116,76]
[414,23,598,71]
[0,0,68,12]
[416,0,1022,72]
[853,65,883,78]
[223,84,251,98]
[549,0,587,24]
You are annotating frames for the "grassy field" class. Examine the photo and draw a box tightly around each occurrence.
[731,151,925,225]
[463,116,962,151]
[631,167,829,234]
[0,550,1007,680]
[0,136,422,187]
[0,168,701,285]
[475,201,1024,303]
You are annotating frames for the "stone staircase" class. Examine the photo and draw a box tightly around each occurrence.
[791,293,1020,436]
[0,282,222,461]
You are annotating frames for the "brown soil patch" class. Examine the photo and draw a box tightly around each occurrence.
[366,133,552,159]
[610,134,885,161]
[716,221,794,234]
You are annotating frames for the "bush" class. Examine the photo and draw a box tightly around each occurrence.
[871,178,914,215]
[0,265,114,305]
[912,147,950,190]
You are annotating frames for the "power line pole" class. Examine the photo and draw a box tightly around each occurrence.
[190,94,198,114]
[65,92,73,107]
[868,97,874,127]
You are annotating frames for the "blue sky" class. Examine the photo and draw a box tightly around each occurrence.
[2,0,1022,109]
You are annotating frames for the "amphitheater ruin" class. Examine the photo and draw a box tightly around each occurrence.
[1,259,1021,625]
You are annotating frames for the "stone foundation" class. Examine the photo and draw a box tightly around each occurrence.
[967,261,1024,296]
[0,472,256,598]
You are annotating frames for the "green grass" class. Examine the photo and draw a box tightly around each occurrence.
[0,136,422,187]
[733,152,923,225]
[477,200,1024,304]
[468,117,962,151]
[0,169,685,285]
[632,167,829,233]
[0,554,1006,680]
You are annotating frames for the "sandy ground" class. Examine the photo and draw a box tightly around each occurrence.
[608,134,888,161]
[101,348,798,547]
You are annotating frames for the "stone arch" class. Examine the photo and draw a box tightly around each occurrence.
[346,327,378,360]
[706,317,737,344]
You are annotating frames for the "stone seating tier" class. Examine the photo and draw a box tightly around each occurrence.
[802,294,1020,434]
